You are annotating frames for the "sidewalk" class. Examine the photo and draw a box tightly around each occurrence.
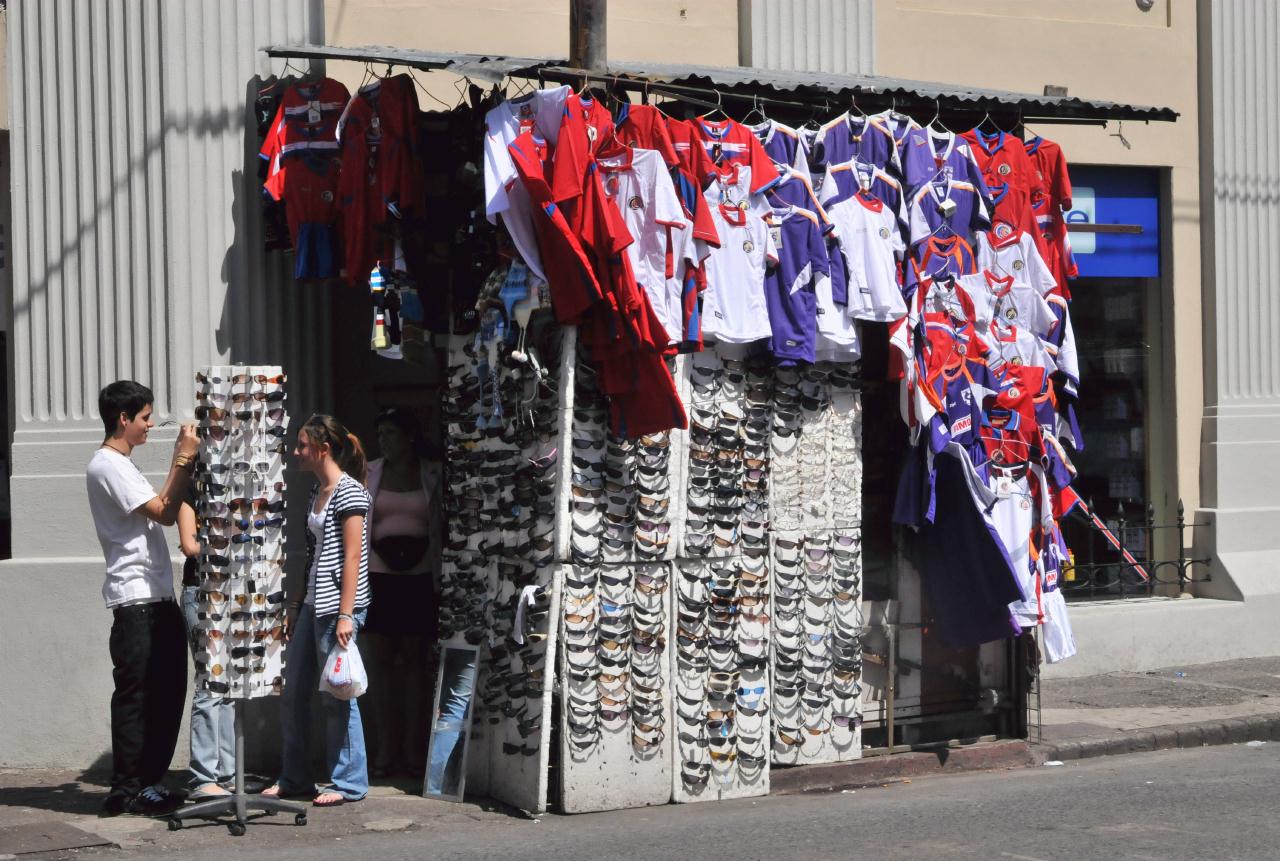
[1035,655,1280,760]
[2,657,1277,857]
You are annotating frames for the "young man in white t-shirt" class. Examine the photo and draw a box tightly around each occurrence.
[86,381,199,816]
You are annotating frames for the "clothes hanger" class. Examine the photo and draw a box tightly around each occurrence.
[699,89,728,121]
[409,69,453,111]
[928,98,951,134]
[742,94,767,128]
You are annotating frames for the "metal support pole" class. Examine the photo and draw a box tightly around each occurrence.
[569,0,607,73]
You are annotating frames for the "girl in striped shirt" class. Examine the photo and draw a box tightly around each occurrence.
[265,414,372,806]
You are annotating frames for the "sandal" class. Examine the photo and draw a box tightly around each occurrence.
[260,784,313,800]
[313,790,346,807]
[189,783,231,800]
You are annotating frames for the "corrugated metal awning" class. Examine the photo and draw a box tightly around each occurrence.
[264,44,1177,123]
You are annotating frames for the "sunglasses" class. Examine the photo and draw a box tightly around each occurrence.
[231,373,286,385]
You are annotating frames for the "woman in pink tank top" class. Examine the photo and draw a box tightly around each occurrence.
[361,408,441,779]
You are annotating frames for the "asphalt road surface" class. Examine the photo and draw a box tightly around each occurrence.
[81,743,1280,860]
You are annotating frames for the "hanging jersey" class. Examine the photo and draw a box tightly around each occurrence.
[694,118,781,194]
[988,323,1054,373]
[613,103,680,167]
[750,119,811,182]
[825,191,907,322]
[976,228,1057,296]
[875,110,922,160]
[259,77,350,280]
[907,178,990,249]
[958,270,1057,338]
[962,129,1046,202]
[550,93,615,204]
[701,167,778,345]
[817,161,907,227]
[899,127,990,200]
[666,117,719,189]
[597,146,695,347]
[506,132,604,324]
[762,206,830,364]
[812,113,898,175]
[905,234,977,299]
[483,85,571,281]
[336,74,423,287]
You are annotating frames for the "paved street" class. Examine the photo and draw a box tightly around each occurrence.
[55,742,1278,861]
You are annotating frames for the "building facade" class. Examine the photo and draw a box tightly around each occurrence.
[0,0,1272,767]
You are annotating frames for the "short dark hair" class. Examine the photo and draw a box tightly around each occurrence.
[99,380,154,436]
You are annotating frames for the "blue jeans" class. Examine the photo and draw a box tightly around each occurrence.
[278,605,369,800]
[426,652,477,795]
[181,586,235,788]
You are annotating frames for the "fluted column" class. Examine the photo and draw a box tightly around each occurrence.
[1196,0,1280,598]
[5,0,326,559]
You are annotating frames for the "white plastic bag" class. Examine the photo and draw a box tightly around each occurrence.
[319,641,368,700]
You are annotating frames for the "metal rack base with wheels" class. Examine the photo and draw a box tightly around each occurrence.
[168,701,308,836]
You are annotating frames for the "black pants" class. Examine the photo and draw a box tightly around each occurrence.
[106,601,187,801]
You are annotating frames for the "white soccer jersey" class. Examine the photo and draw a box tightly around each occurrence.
[958,270,1057,339]
[597,147,695,346]
[988,323,1054,372]
[483,85,571,281]
[826,191,908,323]
[701,166,778,344]
[976,229,1057,297]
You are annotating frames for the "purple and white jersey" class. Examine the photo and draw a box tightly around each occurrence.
[750,119,811,183]
[907,178,990,250]
[812,112,898,176]
[927,354,1006,459]
[763,205,830,364]
[817,161,907,228]
[899,127,990,199]
[767,167,828,221]
[875,109,922,158]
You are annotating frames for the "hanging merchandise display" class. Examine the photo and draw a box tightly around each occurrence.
[436,298,563,813]
[192,367,289,700]
[253,48,1110,811]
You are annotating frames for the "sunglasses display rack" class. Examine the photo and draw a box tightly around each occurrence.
[671,347,774,803]
[438,314,564,814]
[192,365,289,701]
[556,349,680,813]
[769,365,865,767]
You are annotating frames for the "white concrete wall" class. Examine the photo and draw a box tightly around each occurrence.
[0,0,327,768]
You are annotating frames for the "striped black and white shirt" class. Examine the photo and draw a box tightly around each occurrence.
[303,474,371,616]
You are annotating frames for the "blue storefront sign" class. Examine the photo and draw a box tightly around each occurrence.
[1064,166,1161,278]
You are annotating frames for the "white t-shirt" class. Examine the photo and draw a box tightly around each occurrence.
[85,447,173,608]
[304,492,331,608]
[482,85,571,282]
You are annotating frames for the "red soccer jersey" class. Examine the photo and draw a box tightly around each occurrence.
[613,103,680,168]
[1025,136,1076,296]
[961,130,1046,203]
[549,93,614,205]
[665,117,718,189]
[259,78,350,279]
[692,118,781,195]
[337,74,423,286]
[507,132,605,323]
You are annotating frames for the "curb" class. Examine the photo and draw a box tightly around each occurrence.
[770,739,1036,795]
[1035,713,1280,763]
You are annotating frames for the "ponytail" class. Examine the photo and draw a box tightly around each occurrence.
[343,431,368,485]
[300,414,368,485]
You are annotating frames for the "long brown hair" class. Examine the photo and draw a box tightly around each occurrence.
[300,414,367,485]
